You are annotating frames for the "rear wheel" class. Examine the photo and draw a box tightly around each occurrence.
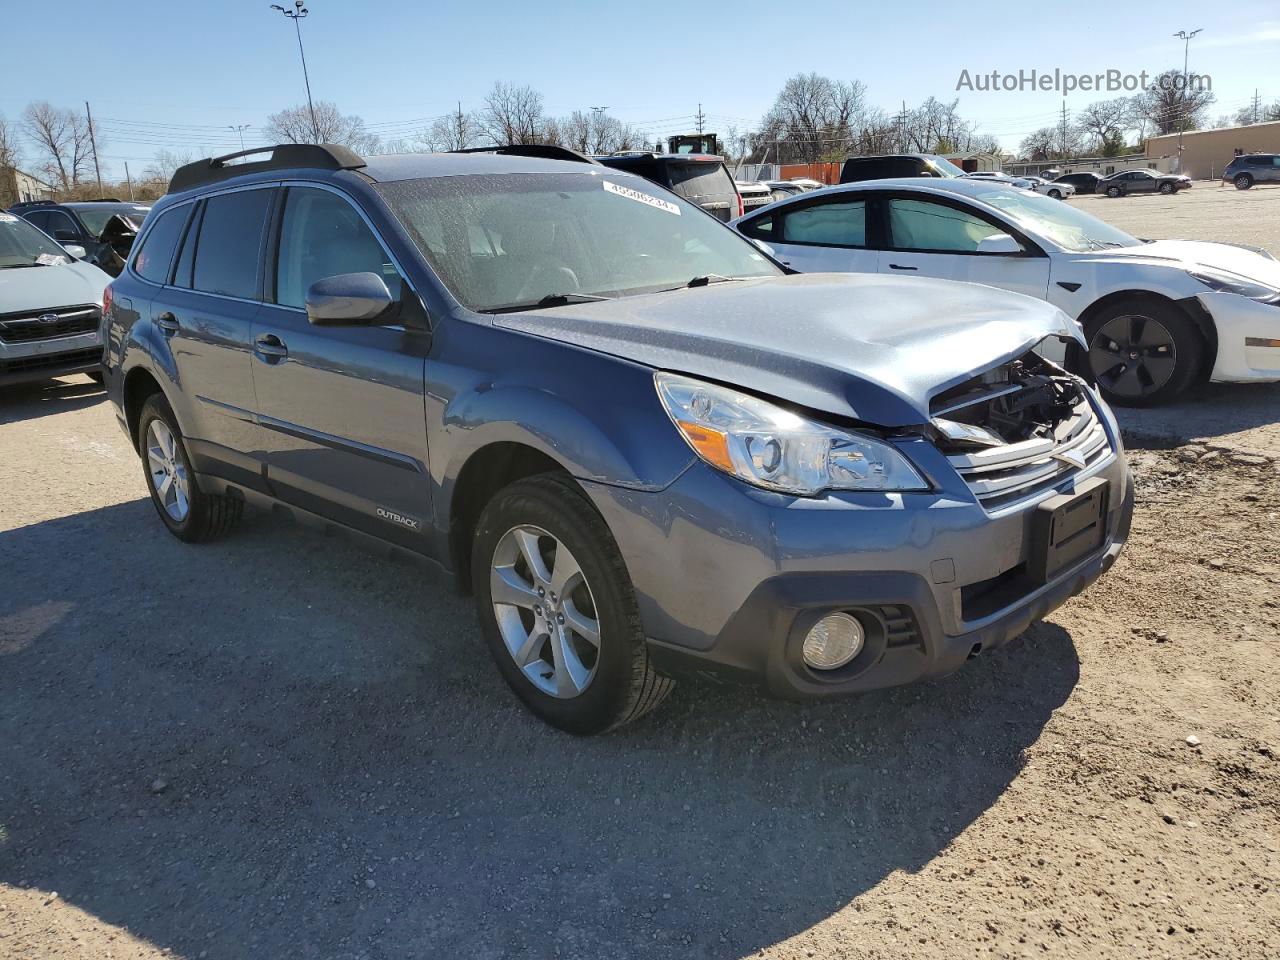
[471,474,673,734]
[1235,173,1254,190]
[1084,297,1203,406]
[1106,185,1123,198]
[137,394,243,542]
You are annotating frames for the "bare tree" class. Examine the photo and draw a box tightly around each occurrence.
[1135,69,1215,136]
[142,150,194,182]
[480,82,545,145]
[22,101,99,190]
[0,114,19,169]
[265,101,382,153]
[760,73,868,163]
[424,104,479,151]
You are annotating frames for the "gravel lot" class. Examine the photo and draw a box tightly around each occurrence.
[2,186,1279,960]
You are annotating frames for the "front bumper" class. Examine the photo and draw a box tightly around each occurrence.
[1200,292,1280,382]
[582,409,1132,700]
[0,329,104,386]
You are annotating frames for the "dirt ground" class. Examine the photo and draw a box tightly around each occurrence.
[2,188,1279,960]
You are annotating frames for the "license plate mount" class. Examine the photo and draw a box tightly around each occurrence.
[1029,477,1109,583]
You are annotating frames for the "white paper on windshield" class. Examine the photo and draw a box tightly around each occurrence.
[0,213,17,222]
[36,253,69,266]
[603,180,680,216]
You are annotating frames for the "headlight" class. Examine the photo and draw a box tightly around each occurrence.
[1189,267,1280,301]
[654,372,928,495]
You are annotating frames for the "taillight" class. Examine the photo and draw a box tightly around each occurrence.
[102,283,113,318]
[736,193,744,218]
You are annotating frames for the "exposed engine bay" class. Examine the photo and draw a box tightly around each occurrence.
[928,349,1087,450]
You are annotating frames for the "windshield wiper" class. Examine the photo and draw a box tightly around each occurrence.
[0,263,42,269]
[656,274,748,293]
[484,292,613,314]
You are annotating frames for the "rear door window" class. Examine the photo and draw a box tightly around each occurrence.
[190,189,272,300]
[133,206,188,284]
[779,200,866,247]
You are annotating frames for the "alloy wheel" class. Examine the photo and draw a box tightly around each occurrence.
[490,524,601,698]
[1088,314,1177,398]
[146,419,190,521]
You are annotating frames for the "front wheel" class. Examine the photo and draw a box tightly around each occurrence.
[1048,189,1062,199]
[1159,182,1175,195]
[1235,174,1254,190]
[137,394,243,542]
[1106,185,1122,198]
[471,474,673,734]
[1084,298,1204,406]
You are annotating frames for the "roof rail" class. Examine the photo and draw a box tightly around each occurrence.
[169,143,367,194]
[449,144,600,166]
[80,197,125,203]
[8,200,57,210]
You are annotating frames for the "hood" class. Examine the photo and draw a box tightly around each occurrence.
[1089,239,1280,287]
[493,273,1082,427]
[0,259,110,314]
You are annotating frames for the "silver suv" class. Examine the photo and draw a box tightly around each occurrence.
[0,213,110,386]
[1223,154,1280,190]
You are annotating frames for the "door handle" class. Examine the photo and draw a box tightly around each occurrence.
[887,263,918,271]
[254,333,289,362]
[156,312,180,332]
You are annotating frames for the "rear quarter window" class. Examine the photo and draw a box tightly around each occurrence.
[133,206,188,284]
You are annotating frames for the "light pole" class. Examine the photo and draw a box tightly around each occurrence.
[228,124,250,152]
[1172,28,1202,173]
[270,1,319,142]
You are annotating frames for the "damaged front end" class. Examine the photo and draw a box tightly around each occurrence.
[928,349,1114,510]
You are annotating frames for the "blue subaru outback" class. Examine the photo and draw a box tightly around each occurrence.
[103,144,1133,734]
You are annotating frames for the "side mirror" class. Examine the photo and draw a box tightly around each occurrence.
[53,227,79,242]
[976,233,1024,255]
[305,272,394,326]
[61,244,87,260]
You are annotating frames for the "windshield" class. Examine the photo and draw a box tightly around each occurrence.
[376,172,781,312]
[974,189,1141,252]
[0,212,74,268]
[927,156,967,177]
[74,205,151,236]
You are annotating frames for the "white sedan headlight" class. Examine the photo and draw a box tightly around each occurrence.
[655,372,928,496]
[1189,267,1280,302]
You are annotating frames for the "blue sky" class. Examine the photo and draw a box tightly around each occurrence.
[2,0,1277,180]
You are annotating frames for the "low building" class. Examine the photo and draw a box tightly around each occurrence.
[1005,154,1170,179]
[0,166,54,208]
[1145,120,1280,180]
[940,151,1003,173]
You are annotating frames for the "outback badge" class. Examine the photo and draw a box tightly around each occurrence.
[376,507,421,531]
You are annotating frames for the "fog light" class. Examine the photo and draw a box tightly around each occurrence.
[802,613,865,670]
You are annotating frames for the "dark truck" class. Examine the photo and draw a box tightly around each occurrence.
[595,152,742,221]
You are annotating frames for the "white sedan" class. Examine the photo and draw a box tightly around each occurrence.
[961,172,1075,199]
[732,178,1280,405]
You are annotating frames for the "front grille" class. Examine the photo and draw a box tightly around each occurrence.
[0,347,103,375]
[946,394,1111,508]
[0,305,101,344]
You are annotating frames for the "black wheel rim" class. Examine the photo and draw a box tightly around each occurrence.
[1088,314,1177,397]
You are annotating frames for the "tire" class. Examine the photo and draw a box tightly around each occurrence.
[471,473,673,734]
[1106,185,1122,198]
[1084,297,1204,407]
[1159,182,1174,195]
[1235,174,1253,190]
[1048,189,1062,199]
[137,393,243,542]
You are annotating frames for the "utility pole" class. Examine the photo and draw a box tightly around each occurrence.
[271,1,319,142]
[695,103,705,135]
[898,100,909,152]
[1252,89,1261,124]
[228,124,250,151]
[1059,99,1069,159]
[1172,28,1202,173]
[124,161,134,201]
[84,101,103,195]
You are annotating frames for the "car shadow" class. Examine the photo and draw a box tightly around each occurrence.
[1114,380,1280,450]
[0,499,1080,959]
[0,375,104,424]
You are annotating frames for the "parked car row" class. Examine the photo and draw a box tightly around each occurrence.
[94,142,1138,734]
